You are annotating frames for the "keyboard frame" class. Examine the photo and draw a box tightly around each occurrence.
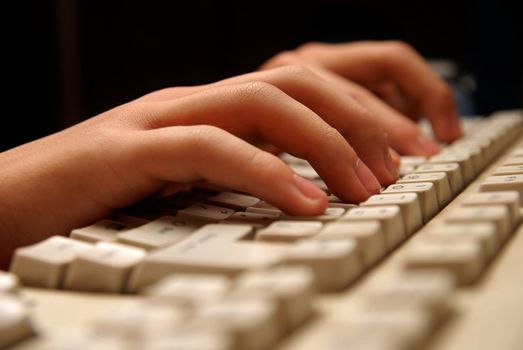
[10,114,523,350]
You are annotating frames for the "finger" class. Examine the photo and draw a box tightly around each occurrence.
[139,81,382,203]
[131,65,396,185]
[346,81,441,156]
[136,86,202,102]
[206,66,398,185]
[294,41,463,142]
[295,64,441,156]
[389,148,401,167]
[133,125,328,215]
[366,81,416,118]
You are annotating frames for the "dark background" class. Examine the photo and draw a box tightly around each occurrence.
[2,0,521,151]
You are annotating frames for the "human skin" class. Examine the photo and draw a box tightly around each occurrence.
[0,66,395,267]
[261,40,462,155]
[0,42,462,268]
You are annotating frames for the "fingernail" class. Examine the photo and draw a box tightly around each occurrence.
[415,136,440,155]
[385,150,399,179]
[355,158,381,194]
[293,174,326,200]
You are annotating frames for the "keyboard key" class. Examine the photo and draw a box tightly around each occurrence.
[281,207,345,221]
[479,175,523,199]
[342,206,405,250]
[403,240,484,285]
[383,183,439,223]
[397,172,452,207]
[424,223,499,260]
[35,330,127,350]
[143,274,231,308]
[430,152,475,183]
[233,266,315,330]
[315,221,386,267]
[462,191,522,223]
[0,295,34,349]
[400,156,427,166]
[399,164,417,176]
[284,240,362,292]
[143,328,232,350]
[289,163,319,179]
[223,211,277,228]
[502,156,523,165]
[0,271,19,294]
[311,178,330,193]
[245,201,282,217]
[492,165,523,175]
[178,203,235,221]
[364,271,455,323]
[127,225,283,292]
[414,163,464,193]
[193,297,280,350]
[207,191,260,211]
[64,242,146,293]
[256,221,323,242]
[116,215,205,250]
[279,153,309,165]
[337,306,434,350]
[445,205,513,240]
[447,144,484,172]
[512,146,523,157]
[361,193,423,235]
[326,195,358,209]
[173,223,255,248]
[452,140,489,167]
[70,219,136,243]
[295,319,408,350]
[10,236,92,288]
[93,302,183,340]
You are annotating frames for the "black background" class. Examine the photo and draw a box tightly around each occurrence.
[2,0,521,151]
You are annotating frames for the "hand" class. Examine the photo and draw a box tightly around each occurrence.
[0,66,398,265]
[261,41,463,155]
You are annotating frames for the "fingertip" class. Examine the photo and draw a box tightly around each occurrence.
[417,136,441,154]
[389,147,401,167]
[354,158,382,194]
[293,174,326,200]
[401,135,440,156]
[291,174,328,215]
[432,105,463,143]
[384,149,399,181]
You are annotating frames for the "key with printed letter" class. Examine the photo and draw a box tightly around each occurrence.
[10,236,92,288]
[383,183,439,222]
[342,206,406,250]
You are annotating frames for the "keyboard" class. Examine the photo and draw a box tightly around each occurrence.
[2,110,523,350]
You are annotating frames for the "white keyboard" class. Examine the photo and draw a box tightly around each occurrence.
[2,110,523,350]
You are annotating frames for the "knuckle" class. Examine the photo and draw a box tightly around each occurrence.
[235,81,281,104]
[321,126,345,144]
[296,41,328,56]
[276,64,317,81]
[312,126,350,158]
[351,106,380,131]
[183,125,225,151]
[249,150,288,177]
[346,109,388,143]
[267,51,298,66]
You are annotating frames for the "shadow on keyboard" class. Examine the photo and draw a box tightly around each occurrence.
[2,110,523,350]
